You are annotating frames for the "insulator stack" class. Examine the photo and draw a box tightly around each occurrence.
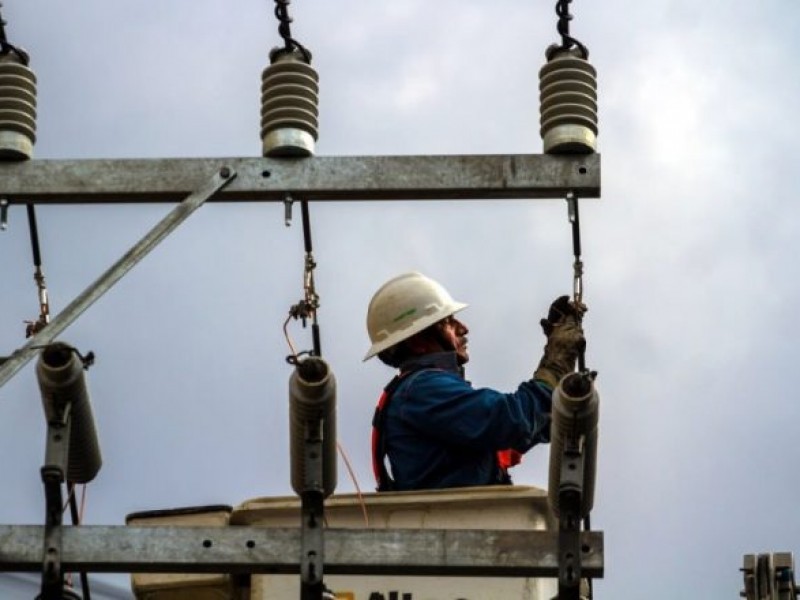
[547,373,599,518]
[36,342,103,484]
[261,48,319,157]
[539,48,597,154]
[289,356,337,498]
[0,50,36,160]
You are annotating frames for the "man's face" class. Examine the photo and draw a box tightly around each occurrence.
[440,315,470,365]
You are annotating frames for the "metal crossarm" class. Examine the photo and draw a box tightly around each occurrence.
[0,525,604,578]
[0,154,600,204]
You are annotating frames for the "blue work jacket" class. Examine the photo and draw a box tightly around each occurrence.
[379,352,553,491]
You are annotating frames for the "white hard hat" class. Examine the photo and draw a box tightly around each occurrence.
[364,272,468,361]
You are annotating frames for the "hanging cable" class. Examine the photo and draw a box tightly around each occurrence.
[25,203,50,338]
[283,196,322,363]
[337,441,370,526]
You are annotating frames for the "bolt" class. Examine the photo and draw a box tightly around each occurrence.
[219,166,231,179]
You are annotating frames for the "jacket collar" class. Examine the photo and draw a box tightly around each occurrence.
[399,351,462,375]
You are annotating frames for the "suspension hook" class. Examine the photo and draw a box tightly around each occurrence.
[29,344,95,370]
[25,204,50,338]
[0,198,8,231]
[547,0,589,60]
[283,198,322,362]
[273,0,311,62]
[0,3,30,64]
[566,192,584,306]
[284,194,294,227]
[566,191,590,374]
[0,2,7,45]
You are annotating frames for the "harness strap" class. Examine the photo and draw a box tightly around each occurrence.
[497,449,523,470]
[371,374,405,491]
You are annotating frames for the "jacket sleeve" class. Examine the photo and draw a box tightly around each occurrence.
[394,370,552,453]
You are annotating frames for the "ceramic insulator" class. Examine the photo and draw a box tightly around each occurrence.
[36,342,103,484]
[289,357,337,498]
[261,48,319,157]
[547,373,599,518]
[0,51,36,160]
[539,49,597,154]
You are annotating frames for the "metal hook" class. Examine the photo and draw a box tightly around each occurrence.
[548,0,589,60]
[0,198,8,231]
[28,344,95,370]
[566,191,577,223]
[284,194,294,226]
[565,191,584,306]
[0,1,8,46]
[272,0,312,62]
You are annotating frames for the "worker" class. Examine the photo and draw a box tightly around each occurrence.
[366,272,585,491]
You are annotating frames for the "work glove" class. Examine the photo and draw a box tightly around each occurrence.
[533,295,586,389]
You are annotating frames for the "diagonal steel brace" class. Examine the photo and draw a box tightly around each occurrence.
[0,166,237,390]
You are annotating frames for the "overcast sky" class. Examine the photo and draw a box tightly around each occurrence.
[1,1,799,599]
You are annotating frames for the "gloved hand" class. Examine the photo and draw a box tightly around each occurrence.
[533,295,586,389]
[539,295,586,334]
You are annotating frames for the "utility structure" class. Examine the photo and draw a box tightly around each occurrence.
[741,553,799,600]
[0,1,603,599]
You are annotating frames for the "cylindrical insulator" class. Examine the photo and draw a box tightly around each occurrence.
[36,342,103,484]
[539,48,597,154]
[0,50,37,160]
[261,48,319,157]
[289,356,337,498]
[547,372,599,518]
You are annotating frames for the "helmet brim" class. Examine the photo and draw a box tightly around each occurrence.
[363,301,468,361]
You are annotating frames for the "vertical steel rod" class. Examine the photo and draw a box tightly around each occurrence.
[0,167,236,390]
[26,203,43,267]
[300,423,325,600]
[66,484,91,600]
[300,200,321,357]
[567,193,586,372]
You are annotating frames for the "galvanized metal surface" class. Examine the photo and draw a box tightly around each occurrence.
[0,154,600,203]
[0,525,604,578]
[0,167,236,390]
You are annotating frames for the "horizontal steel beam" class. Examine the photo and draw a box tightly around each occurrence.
[0,154,600,203]
[0,525,604,578]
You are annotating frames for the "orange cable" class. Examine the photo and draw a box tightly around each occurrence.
[337,441,369,527]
